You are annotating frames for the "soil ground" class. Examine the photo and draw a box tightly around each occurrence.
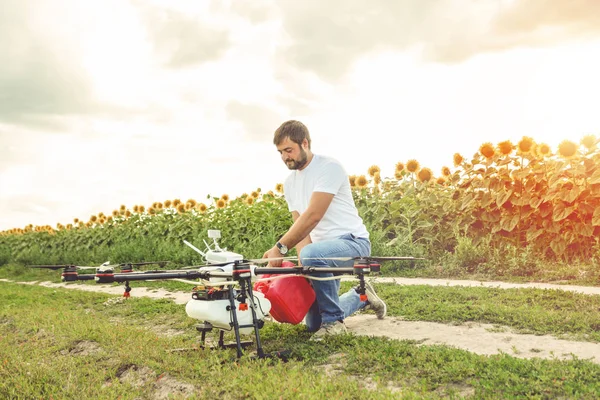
[3,277,600,364]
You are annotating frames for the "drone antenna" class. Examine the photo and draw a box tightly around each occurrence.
[208,229,223,251]
[183,240,207,257]
[213,238,223,251]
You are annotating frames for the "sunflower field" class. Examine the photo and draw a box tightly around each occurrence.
[1,135,600,278]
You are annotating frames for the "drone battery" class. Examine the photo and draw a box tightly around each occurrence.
[253,263,316,325]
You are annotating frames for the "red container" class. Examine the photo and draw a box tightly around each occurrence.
[253,261,316,325]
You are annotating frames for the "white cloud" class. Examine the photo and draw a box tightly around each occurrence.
[1,0,600,230]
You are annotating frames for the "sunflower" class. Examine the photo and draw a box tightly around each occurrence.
[177,203,186,213]
[78,221,84,228]
[156,202,163,209]
[251,191,259,199]
[125,210,132,218]
[373,172,381,185]
[581,134,597,150]
[497,140,514,156]
[436,176,447,185]
[148,207,156,215]
[112,210,119,217]
[164,200,172,208]
[90,215,98,222]
[98,212,105,218]
[172,199,181,206]
[517,136,534,154]
[349,175,356,188]
[275,183,284,193]
[368,165,380,177]
[417,167,433,182]
[453,153,464,167]
[536,143,551,158]
[185,202,192,210]
[133,205,139,213]
[355,175,368,188]
[395,162,405,172]
[216,199,227,209]
[245,196,254,206]
[73,218,79,224]
[98,218,106,224]
[394,170,403,180]
[139,205,145,213]
[120,204,126,211]
[196,203,207,213]
[441,166,451,177]
[406,159,420,173]
[479,142,495,159]
[107,216,113,222]
[558,140,578,159]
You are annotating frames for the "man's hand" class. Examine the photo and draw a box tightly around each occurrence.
[263,246,283,267]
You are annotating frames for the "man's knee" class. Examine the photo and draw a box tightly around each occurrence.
[299,244,321,266]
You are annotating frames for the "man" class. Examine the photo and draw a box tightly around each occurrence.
[262,120,387,340]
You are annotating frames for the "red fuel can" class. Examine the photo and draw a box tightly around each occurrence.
[253,261,316,325]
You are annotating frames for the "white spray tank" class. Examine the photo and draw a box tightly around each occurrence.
[183,230,271,334]
[185,291,271,335]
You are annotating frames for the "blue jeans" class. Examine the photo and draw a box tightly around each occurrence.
[299,233,371,331]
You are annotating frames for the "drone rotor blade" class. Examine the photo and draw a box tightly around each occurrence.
[75,266,100,270]
[244,256,298,264]
[28,265,71,270]
[365,256,426,261]
[123,261,170,267]
[304,256,426,262]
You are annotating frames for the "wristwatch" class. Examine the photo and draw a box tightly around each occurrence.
[276,241,288,255]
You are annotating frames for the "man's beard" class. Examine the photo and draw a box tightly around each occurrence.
[285,148,308,170]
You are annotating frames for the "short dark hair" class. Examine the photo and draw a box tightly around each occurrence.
[273,120,311,149]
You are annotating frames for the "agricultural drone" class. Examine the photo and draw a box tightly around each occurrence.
[30,230,424,359]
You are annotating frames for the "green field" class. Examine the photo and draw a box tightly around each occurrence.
[2,271,600,399]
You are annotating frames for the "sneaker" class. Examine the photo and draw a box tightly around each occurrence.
[364,281,387,319]
[310,320,347,341]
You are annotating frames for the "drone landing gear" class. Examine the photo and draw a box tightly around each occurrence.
[195,323,254,350]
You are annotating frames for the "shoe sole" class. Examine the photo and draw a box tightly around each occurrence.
[365,282,387,319]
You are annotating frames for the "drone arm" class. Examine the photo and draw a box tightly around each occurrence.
[95,270,208,284]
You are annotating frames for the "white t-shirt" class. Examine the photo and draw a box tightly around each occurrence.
[283,154,369,243]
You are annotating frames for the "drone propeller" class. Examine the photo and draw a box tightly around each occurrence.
[29,260,170,271]
[29,264,99,271]
[244,256,298,264]
[179,256,298,269]
[305,256,426,262]
[118,261,170,267]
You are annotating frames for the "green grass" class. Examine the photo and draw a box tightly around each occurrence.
[2,281,600,399]
[4,263,600,342]
[351,282,600,342]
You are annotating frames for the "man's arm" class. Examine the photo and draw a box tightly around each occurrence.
[263,191,334,265]
[279,191,333,250]
[291,211,312,265]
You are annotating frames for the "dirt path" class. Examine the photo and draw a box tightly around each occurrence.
[3,278,600,364]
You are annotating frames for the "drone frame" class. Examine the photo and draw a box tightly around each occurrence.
[31,253,422,359]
